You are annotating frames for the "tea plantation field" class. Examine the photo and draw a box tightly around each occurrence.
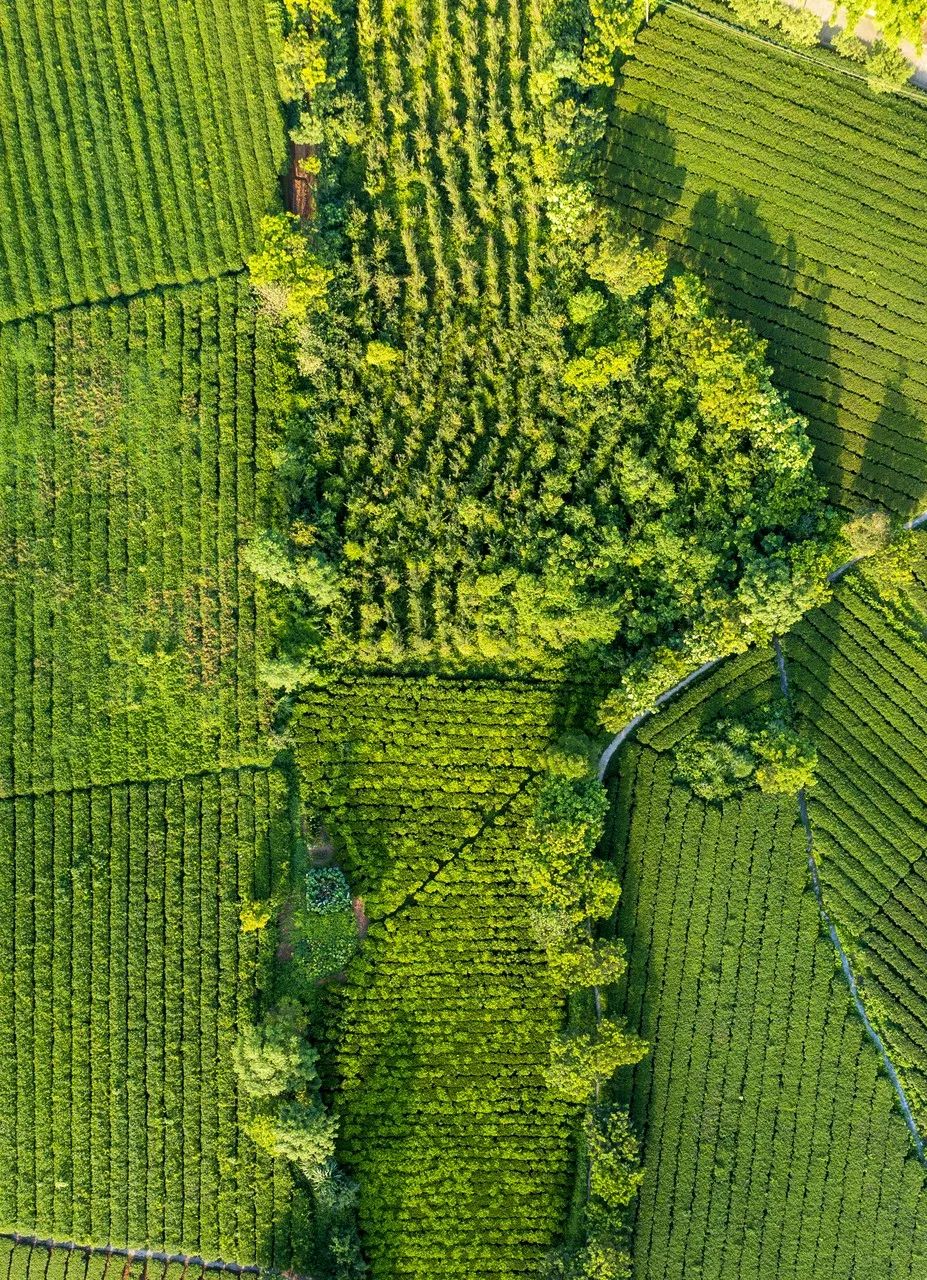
[294,679,591,1280]
[606,4,927,515]
[784,552,927,1133]
[0,770,298,1263]
[2,0,927,1276]
[0,0,284,320]
[608,668,927,1278]
[0,279,278,795]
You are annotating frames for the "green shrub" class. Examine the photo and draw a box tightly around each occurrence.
[866,40,913,89]
[306,866,353,914]
[674,729,755,801]
[249,214,332,323]
[247,1100,338,1176]
[233,1018,320,1101]
[675,712,817,800]
[547,1020,648,1103]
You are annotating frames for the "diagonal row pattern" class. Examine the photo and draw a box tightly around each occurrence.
[294,676,589,1279]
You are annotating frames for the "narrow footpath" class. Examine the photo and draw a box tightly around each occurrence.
[0,1235,263,1277]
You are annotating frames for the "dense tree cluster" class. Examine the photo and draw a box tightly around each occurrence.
[674,707,818,801]
[251,0,836,699]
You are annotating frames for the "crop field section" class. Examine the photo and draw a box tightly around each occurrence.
[785,555,927,1136]
[294,679,597,1280]
[606,5,927,515]
[0,767,299,1264]
[0,0,283,320]
[608,644,927,1279]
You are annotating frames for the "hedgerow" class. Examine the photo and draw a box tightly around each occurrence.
[720,0,925,77]
[606,6,927,516]
[0,0,284,321]
[606,741,927,1277]
[0,1243,268,1280]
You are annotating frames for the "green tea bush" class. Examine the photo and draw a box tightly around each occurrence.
[607,745,927,1274]
[785,552,927,1130]
[0,769,302,1264]
[0,0,283,320]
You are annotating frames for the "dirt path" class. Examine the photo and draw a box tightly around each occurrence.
[0,1234,264,1276]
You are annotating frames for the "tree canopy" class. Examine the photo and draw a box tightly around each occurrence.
[254,0,837,699]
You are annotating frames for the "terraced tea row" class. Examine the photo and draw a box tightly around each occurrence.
[0,768,298,1266]
[608,741,927,1279]
[785,556,927,1132]
[0,0,283,320]
[606,5,927,514]
[0,279,276,797]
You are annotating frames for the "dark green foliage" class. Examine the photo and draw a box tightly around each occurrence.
[253,0,834,688]
[306,867,353,914]
[673,709,817,800]
[0,0,284,320]
[545,1108,642,1279]
[524,776,621,922]
[523,753,646,1278]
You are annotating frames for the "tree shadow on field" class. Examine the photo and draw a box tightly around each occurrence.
[682,190,839,506]
[601,102,687,238]
[857,362,927,517]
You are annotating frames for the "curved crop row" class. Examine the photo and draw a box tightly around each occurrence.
[606,742,927,1277]
[784,556,927,1131]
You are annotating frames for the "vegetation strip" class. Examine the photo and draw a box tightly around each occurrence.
[774,636,926,1160]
